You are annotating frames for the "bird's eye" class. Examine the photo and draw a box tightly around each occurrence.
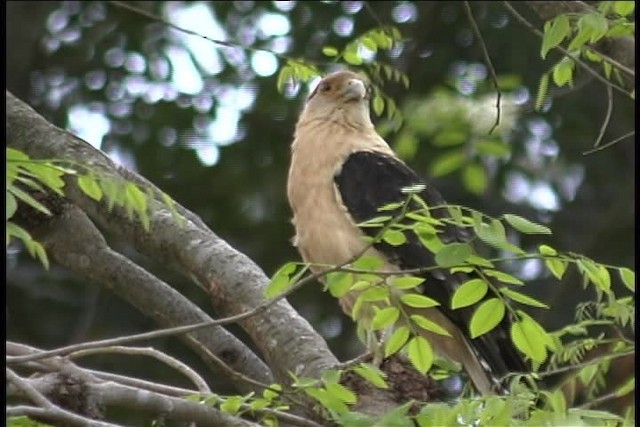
[320,83,331,92]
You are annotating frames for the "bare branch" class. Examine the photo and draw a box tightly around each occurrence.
[463,1,502,135]
[583,131,635,155]
[6,367,55,408]
[6,369,120,427]
[6,90,338,385]
[593,84,613,148]
[68,346,211,394]
[10,199,272,392]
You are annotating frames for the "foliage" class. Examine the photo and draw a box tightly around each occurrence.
[6,147,182,268]
[264,188,634,425]
[536,1,635,108]
[6,1,635,426]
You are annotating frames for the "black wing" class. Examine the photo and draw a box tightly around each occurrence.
[334,150,527,378]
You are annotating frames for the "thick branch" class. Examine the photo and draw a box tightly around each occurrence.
[6,91,338,385]
[27,200,271,393]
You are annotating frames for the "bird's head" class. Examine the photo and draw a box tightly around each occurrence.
[298,70,373,129]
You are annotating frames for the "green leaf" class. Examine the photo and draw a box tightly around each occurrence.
[500,288,549,308]
[429,150,466,177]
[6,192,17,219]
[352,255,385,271]
[7,147,30,161]
[469,298,505,338]
[466,254,495,268]
[535,73,550,111]
[407,336,434,374]
[305,387,349,414]
[124,183,150,229]
[401,293,440,308]
[32,241,50,270]
[568,409,623,422]
[605,21,635,37]
[615,377,634,397]
[462,163,487,195]
[541,14,571,59]
[371,306,400,330]
[578,258,611,291]
[451,278,488,309]
[372,93,385,116]
[377,201,404,212]
[613,1,635,16]
[510,312,551,363]
[264,262,298,298]
[343,44,363,65]
[77,174,103,201]
[8,185,51,216]
[503,214,551,234]
[358,215,392,227]
[483,269,524,285]
[434,243,472,268]
[539,244,568,279]
[358,285,390,302]
[433,130,467,147]
[276,65,293,93]
[385,326,410,357]
[325,382,357,404]
[474,219,508,251]
[383,229,407,246]
[410,314,452,337]
[579,12,609,43]
[220,396,243,415]
[474,140,511,157]
[353,363,388,388]
[393,276,425,290]
[552,57,575,87]
[359,36,378,52]
[21,163,67,195]
[322,46,339,57]
[618,267,635,293]
[326,272,353,297]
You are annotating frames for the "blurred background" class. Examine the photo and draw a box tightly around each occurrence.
[6,0,634,397]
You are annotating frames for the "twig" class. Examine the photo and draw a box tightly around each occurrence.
[5,267,312,365]
[68,346,211,394]
[464,1,502,135]
[587,48,635,78]
[364,1,386,28]
[577,389,628,410]
[502,2,631,98]
[583,130,634,155]
[593,84,613,148]
[107,1,326,68]
[6,194,401,368]
[537,348,634,378]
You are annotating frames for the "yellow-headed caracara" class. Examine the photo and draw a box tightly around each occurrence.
[287,70,527,395]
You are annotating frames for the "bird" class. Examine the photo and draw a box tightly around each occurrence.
[286,69,528,395]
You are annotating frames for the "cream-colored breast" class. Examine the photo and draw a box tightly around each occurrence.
[287,121,391,268]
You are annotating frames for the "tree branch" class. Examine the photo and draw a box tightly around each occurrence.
[16,198,272,393]
[6,90,338,386]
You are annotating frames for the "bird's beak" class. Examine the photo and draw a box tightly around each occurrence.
[342,79,368,102]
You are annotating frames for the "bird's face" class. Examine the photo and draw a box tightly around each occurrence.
[308,71,371,104]
[301,71,373,128]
